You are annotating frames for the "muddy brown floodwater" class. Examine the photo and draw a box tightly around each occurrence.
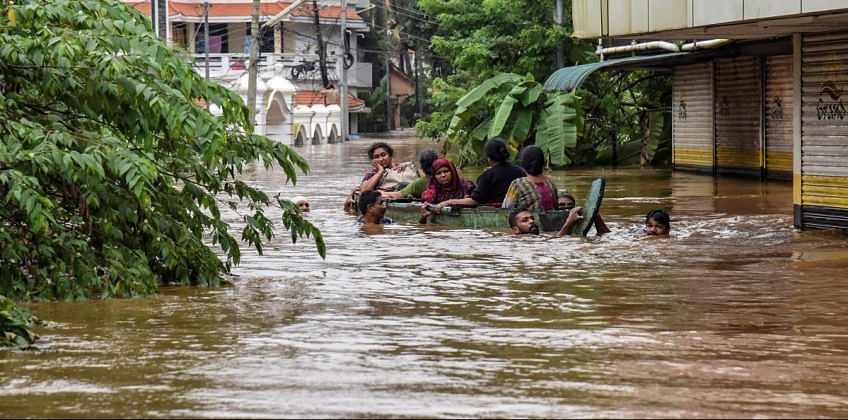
[3,136,848,417]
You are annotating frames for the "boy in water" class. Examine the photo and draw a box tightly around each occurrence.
[645,209,671,235]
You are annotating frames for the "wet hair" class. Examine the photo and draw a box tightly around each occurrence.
[508,207,530,229]
[419,149,438,176]
[518,145,545,176]
[358,190,382,214]
[484,138,510,163]
[646,209,670,227]
[368,142,394,159]
[559,192,576,205]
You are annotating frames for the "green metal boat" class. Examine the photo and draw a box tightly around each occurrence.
[383,201,570,231]
[358,177,605,233]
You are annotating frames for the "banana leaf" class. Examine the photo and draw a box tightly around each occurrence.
[489,87,523,138]
[509,109,534,143]
[472,118,493,141]
[520,84,543,107]
[536,92,577,166]
[447,73,523,137]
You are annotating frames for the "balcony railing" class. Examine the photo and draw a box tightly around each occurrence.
[191,53,372,88]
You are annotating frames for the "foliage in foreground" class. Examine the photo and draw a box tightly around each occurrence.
[0,295,39,348]
[0,0,324,301]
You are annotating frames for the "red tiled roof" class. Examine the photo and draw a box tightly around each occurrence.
[125,1,150,15]
[128,1,361,21]
[294,91,365,108]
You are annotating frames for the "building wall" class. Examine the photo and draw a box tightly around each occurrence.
[673,62,714,172]
[714,57,762,175]
[799,31,848,230]
[573,0,848,38]
[765,55,794,178]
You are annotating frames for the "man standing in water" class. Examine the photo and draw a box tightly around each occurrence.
[357,190,394,225]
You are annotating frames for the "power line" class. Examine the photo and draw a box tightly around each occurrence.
[386,2,440,26]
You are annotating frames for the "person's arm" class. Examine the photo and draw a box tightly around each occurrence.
[343,188,358,213]
[557,206,584,236]
[381,190,403,199]
[418,205,433,224]
[435,197,478,212]
[592,213,611,235]
[359,162,385,192]
[398,176,427,198]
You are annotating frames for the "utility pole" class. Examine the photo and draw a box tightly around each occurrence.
[203,1,210,82]
[312,0,330,88]
[248,0,260,121]
[203,1,210,110]
[415,40,423,119]
[555,0,564,68]
[340,0,349,141]
[382,0,392,132]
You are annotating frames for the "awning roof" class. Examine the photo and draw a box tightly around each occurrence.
[543,52,692,91]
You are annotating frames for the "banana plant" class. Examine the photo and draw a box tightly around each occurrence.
[447,73,583,167]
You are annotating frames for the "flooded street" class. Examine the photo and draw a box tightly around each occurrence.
[4,136,848,417]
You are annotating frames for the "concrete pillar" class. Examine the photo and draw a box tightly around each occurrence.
[186,22,196,52]
[274,24,282,54]
[792,33,802,228]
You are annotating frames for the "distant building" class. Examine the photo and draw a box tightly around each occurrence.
[126,0,375,143]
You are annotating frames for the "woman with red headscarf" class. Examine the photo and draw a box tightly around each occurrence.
[421,158,475,204]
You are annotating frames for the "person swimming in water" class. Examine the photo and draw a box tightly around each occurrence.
[644,209,671,235]
[292,196,310,213]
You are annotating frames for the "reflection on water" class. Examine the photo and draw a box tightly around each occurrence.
[3,137,848,417]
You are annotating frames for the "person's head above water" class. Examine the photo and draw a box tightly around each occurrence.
[357,190,387,223]
[558,192,576,208]
[484,138,510,164]
[419,149,439,177]
[431,158,458,188]
[645,209,670,235]
[368,142,394,169]
[292,196,309,213]
[358,190,386,218]
[518,145,545,176]
[509,207,540,235]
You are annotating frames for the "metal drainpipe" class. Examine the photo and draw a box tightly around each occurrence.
[597,38,604,62]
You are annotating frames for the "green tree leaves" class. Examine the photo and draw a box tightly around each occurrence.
[0,0,324,300]
[0,295,40,349]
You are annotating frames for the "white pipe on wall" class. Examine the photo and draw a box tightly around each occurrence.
[597,41,680,57]
[681,39,731,51]
[595,39,730,58]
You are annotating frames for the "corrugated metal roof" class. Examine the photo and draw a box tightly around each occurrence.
[543,53,691,91]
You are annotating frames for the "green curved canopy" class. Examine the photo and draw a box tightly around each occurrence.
[543,52,690,91]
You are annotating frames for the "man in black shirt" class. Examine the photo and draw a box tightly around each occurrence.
[433,138,525,210]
